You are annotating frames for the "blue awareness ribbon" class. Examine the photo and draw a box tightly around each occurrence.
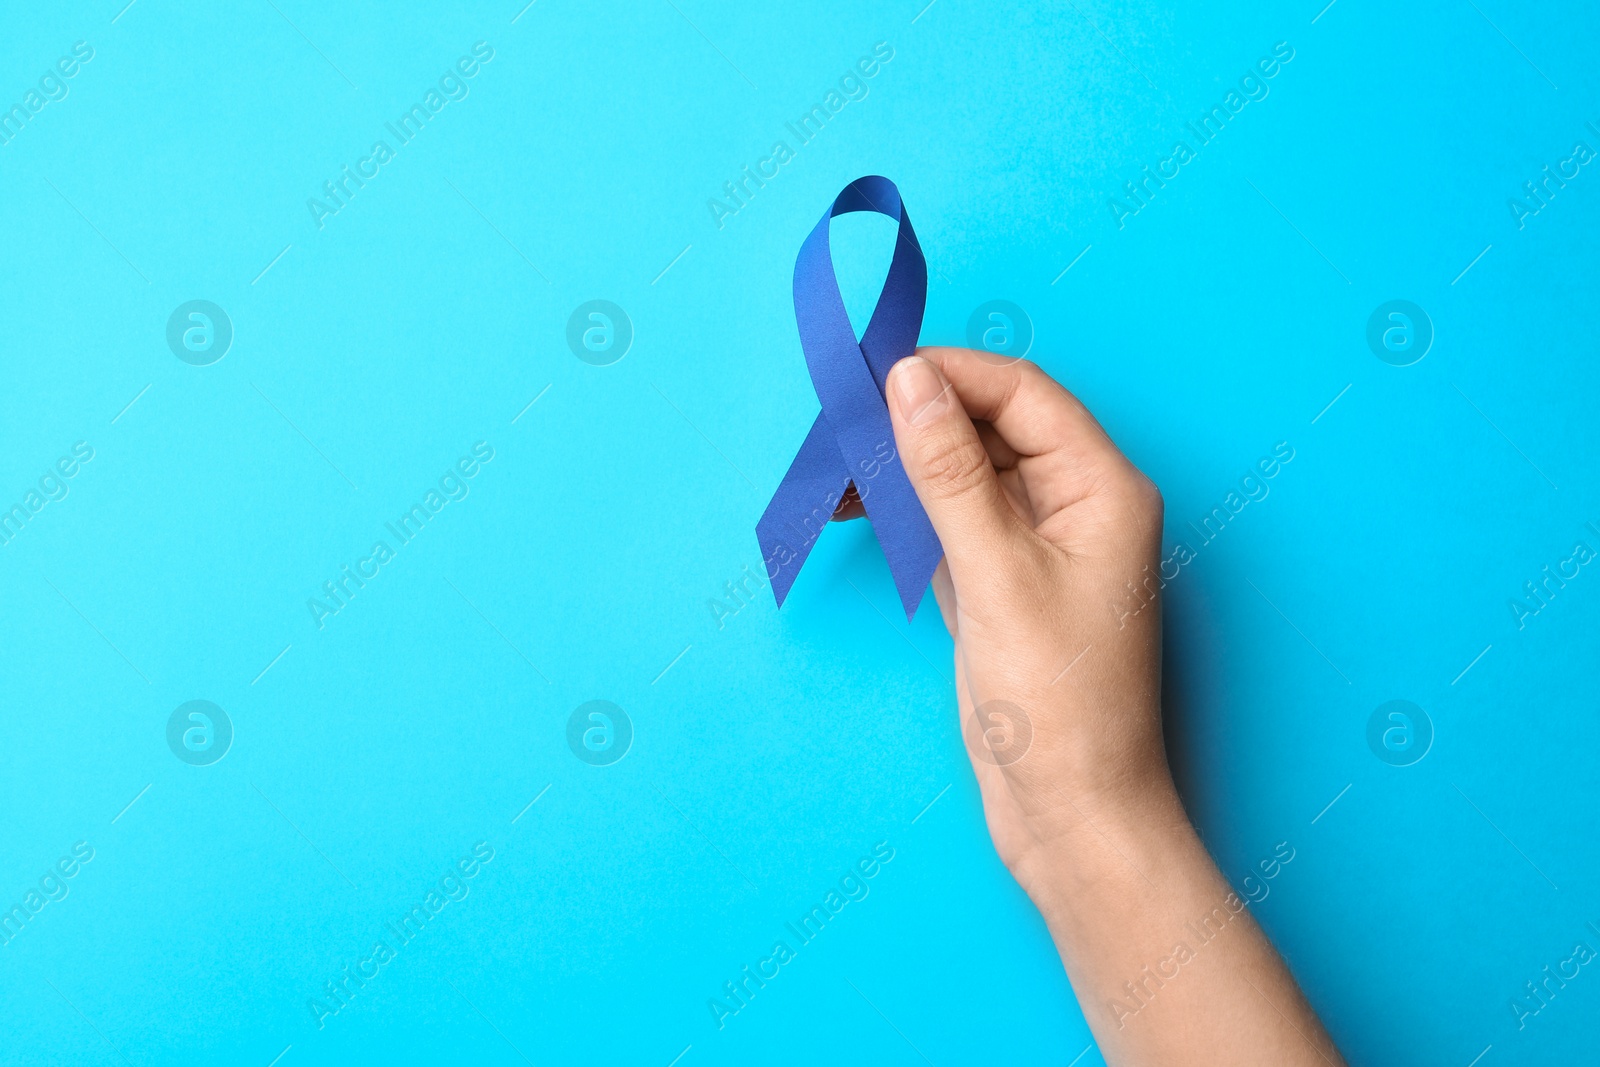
[756,176,943,619]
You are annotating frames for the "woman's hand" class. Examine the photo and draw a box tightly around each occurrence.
[864,347,1342,1066]
[882,348,1172,889]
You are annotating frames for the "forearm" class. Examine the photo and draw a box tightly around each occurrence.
[1017,786,1342,1066]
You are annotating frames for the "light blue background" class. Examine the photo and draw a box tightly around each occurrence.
[2,1,1597,1064]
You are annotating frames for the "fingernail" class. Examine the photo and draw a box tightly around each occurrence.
[892,356,949,426]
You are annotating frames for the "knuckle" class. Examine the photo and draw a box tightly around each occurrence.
[1129,472,1164,520]
[1101,462,1160,510]
[917,431,991,498]
[1107,469,1164,543]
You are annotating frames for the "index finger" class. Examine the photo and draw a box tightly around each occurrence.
[914,347,1130,470]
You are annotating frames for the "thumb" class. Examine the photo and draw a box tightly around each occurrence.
[887,355,1021,570]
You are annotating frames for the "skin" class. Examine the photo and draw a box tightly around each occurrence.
[838,348,1343,1066]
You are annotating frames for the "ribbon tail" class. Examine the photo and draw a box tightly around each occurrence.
[865,482,943,620]
[755,413,852,608]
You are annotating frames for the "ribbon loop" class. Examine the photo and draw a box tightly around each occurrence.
[756,176,943,619]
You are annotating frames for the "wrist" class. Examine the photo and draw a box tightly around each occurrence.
[1008,774,1199,930]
